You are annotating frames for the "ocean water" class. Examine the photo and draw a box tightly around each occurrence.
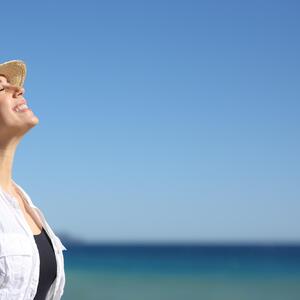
[62,244,300,300]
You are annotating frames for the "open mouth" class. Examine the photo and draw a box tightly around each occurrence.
[13,103,31,113]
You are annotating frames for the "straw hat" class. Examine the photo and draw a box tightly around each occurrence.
[0,60,26,88]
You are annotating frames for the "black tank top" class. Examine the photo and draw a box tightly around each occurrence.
[33,227,57,300]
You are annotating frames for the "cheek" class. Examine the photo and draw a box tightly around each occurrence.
[0,96,22,126]
[0,108,10,125]
[0,96,12,113]
[0,98,9,109]
[0,94,9,103]
[0,103,16,125]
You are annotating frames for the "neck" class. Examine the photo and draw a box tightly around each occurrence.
[0,136,20,194]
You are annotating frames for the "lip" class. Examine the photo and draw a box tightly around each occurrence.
[13,99,28,112]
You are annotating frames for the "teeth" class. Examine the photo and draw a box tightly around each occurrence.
[15,104,29,112]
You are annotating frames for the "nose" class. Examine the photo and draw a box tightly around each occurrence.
[13,86,25,98]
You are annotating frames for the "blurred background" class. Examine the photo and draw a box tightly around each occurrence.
[1,0,300,299]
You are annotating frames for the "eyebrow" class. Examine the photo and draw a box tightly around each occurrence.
[0,75,10,84]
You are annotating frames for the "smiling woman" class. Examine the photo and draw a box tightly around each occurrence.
[0,60,67,300]
[0,61,39,139]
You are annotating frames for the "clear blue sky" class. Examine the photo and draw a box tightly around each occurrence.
[1,0,300,243]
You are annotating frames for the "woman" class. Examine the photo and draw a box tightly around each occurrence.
[0,60,67,300]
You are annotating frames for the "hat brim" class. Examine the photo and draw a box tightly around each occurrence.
[0,60,26,88]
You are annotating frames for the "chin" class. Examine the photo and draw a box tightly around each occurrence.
[32,115,39,124]
[24,115,40,130]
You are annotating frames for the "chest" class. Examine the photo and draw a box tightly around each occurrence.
[0,189,67,300]
[11,190,43,235]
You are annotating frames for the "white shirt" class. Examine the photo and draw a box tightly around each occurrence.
[0,180,67,300]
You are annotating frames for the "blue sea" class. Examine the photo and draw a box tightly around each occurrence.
[62,244,300,300]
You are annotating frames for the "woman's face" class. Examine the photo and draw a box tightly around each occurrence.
[0,75,39,139]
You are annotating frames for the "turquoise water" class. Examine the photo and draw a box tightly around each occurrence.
[62,244,300,300]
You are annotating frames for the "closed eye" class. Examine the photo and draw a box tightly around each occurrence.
[0,84,12,92]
